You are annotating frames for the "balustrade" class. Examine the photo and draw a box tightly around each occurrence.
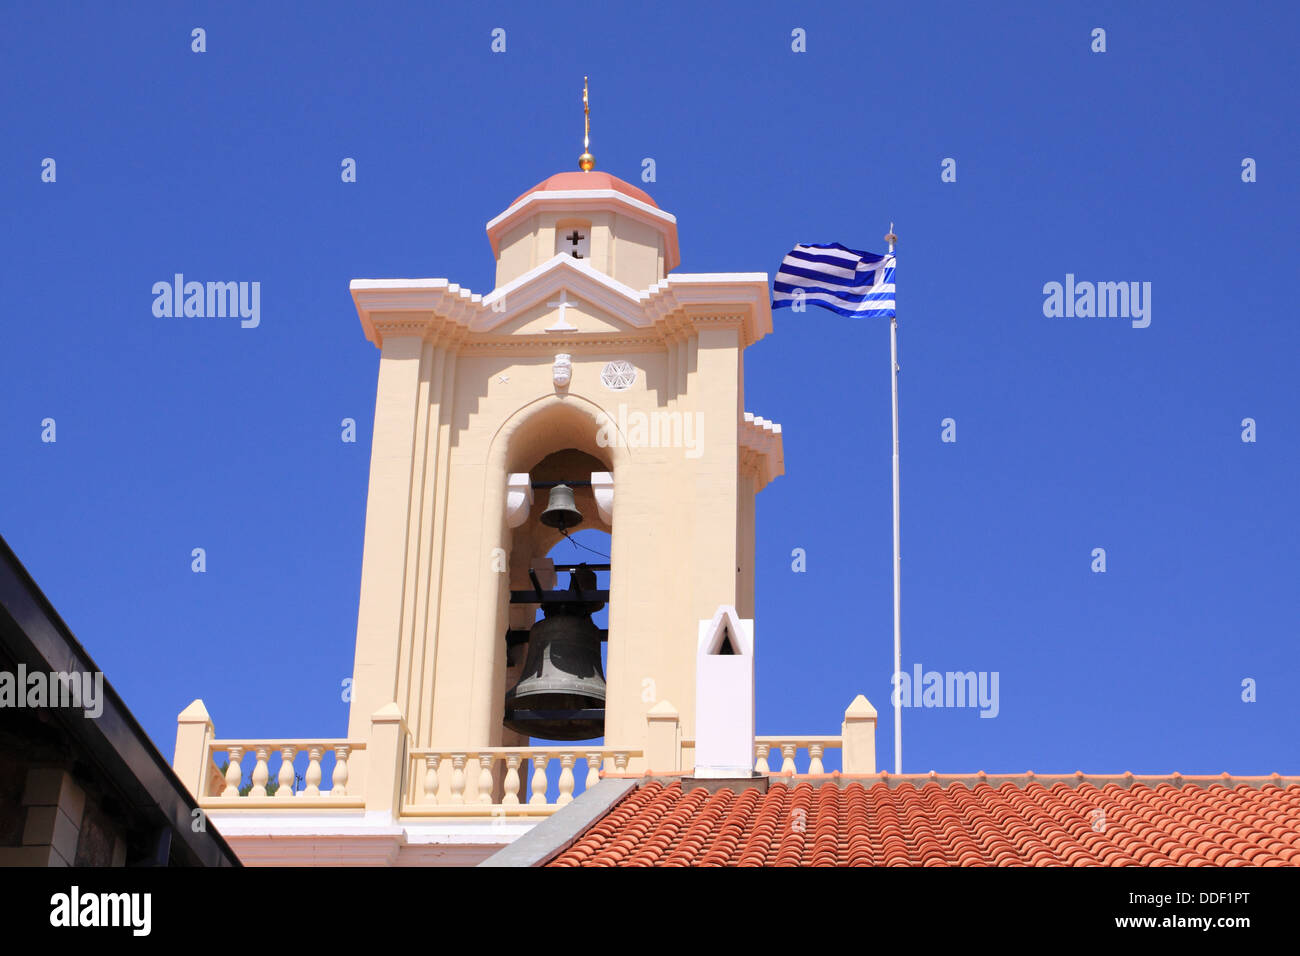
[752,736,841,776]
[408,747,639,811]
[202,732,841,813]
[204,740,362,800]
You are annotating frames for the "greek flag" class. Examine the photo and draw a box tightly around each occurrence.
[773,243,896,318]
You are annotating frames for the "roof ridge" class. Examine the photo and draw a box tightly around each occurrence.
[605,771,1300,792]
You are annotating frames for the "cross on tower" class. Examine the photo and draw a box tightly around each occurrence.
[566,230,585,258]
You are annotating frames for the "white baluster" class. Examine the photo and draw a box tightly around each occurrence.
[223,747,244,796]
[558,753,576,805]
[780,744,797,776]
[614,752,629,773]
[423,754,441,805]
[503,755,522,806]
[277,746,296,797]
[808,743,825,775]
[585,752,603,790]
[251,747,271,796]
[755,742,771,774]
[304,746,323,796]
[450,754,467,804]
[530,755,550,806]
[477,753,495,805]
[331,745,351,796]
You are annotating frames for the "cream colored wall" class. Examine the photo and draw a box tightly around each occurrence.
[609,217,663,289]
[737,472,757,619]
[346,335,424,740]
[346,322,751,773]
[579,213,612,277]
[494,222,536,288]
[494,209,666,289]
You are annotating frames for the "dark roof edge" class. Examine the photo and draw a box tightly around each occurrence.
[477,777,640,867]
[615,772,1300,792]
[0,533,241,867]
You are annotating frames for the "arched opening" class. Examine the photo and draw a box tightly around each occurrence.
[480,394,629,802]
[502,448,613,745]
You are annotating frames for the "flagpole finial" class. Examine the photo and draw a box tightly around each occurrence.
[885,223,897,253]
[578,76,595,171]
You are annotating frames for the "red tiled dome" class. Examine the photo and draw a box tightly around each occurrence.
[510,171,658,209]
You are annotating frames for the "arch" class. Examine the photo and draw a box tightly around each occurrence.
[468,392,633,748]
[487,391,631,479]
[486,392,632,575]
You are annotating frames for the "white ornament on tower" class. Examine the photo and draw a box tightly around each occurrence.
[553,353,573,388]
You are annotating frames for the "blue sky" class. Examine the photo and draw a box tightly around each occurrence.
[2,1,1296,777]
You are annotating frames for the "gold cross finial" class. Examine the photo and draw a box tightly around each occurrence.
[579,76,595,171]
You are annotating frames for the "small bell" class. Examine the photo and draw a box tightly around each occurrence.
[540,483,583,530]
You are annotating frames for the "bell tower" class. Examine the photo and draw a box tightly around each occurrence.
[344,87,783,778]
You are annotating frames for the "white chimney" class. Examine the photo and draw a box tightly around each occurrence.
[693,605,755,778]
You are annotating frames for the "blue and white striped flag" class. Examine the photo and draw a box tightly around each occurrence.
[772,242,896,318]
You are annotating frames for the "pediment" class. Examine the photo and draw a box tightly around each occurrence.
[474,256,651,336]
[350,255,773,348]
[489,293,634,337]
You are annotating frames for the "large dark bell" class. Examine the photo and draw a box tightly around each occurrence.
[504,596,605,740]
[539,484,583,531]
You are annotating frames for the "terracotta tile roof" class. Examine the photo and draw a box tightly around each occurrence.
[510,171,658,209]
[546,775,1300,867]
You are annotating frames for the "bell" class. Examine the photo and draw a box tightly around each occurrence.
[539,483,583,531]
[504,569,605,740]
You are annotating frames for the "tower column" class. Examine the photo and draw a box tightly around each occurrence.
[348,334,426,739]
[690,325,742,616]
[469,479,510,748]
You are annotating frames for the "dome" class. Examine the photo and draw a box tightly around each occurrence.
[510,171,658,209]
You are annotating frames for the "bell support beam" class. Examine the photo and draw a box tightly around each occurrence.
[509,589,609,604]
[506,628,608,647]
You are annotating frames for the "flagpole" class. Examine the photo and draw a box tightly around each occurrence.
[885,224,902,775]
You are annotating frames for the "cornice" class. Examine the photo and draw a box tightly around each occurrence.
[739,412,785,493]
[353,256,773,351]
